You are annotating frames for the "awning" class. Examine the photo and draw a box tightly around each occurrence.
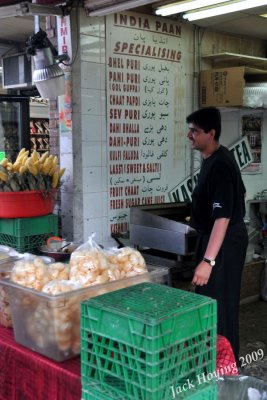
[0,0,62,5]
[0,1,64,17]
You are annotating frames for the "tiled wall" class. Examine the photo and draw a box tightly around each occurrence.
[71,10,109,244]
[69,8,267,244]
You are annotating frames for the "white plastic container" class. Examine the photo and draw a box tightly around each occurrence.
[2,265,168,361]
[0,258,18,327]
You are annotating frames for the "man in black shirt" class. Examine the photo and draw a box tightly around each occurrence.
[186,107,248,364]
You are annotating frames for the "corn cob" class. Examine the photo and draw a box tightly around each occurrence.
[6,162,13,172]
[59,168,66,178]
[20,153,29,166]
[42,157,54,175]
[52,155,58,166]
[39,151,49,164]
[9,174,21,191]
[0,158,9,167]
[51,170,59,188]
[48,164,57,177]
[16,150,29,164]
[12,161,22,173]
[19,165,27,174]
[26,158,38,176]
[33,160,41,173]
[31,150,39,163]
[0,169,8,182]
[17,148,26,158]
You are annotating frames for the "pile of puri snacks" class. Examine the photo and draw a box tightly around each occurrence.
[9,237,148,356]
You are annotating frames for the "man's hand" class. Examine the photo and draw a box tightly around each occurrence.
[192,261,213,286]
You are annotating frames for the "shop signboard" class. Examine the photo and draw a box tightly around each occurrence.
[106,12,188,234]
[168,136,253,203]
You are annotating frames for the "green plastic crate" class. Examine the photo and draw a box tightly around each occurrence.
[81,282,217,400]
[0,214,58,252]
[82,380,217,400]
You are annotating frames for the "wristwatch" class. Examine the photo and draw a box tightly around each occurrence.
[203,257,216,267]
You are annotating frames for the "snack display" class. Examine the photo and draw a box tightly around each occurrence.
[69,235,148,287]
[2,264,168,361]
[48,262,70,281]
[70,249,110,287]
[42,279,80,295]
[107,247,147,279]
[26,280,82,352]
[0,148,65,192]
[10,257,51,291]
[2,234,168,361]
[0,252,20,328]
[0,283,12,327]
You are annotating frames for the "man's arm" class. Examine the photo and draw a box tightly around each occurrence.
[192,217,230,286]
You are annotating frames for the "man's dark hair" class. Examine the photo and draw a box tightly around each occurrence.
[186,107,221,141]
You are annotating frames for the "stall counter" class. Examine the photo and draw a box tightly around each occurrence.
[0,326,81,400]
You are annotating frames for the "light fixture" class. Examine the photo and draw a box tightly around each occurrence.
[155,0,232,17]
[85,0,157,17]
[26,30,68,99]
[0,1,63,19]
[183,0,267,21]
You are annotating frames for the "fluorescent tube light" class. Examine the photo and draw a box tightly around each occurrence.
[183,0,267,21]
[87,0,157,17]
[155,0,231,17]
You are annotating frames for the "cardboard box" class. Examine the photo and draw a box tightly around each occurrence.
[200,66,267,107]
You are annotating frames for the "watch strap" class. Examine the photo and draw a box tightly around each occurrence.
[203,257,215,266]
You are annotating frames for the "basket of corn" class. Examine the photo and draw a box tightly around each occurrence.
[0,149,65,218]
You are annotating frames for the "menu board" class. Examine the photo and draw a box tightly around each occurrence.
[107,13,187,234]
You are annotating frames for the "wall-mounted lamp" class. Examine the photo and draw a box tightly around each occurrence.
[26,29,69,99]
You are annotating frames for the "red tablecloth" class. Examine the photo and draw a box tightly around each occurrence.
[0,326,81,400]
[0,326,237,400]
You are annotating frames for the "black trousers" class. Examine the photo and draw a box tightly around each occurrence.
[195,221,248,363]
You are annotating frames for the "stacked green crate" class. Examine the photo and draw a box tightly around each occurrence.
[81,282,217,400]
[0,214,58,252]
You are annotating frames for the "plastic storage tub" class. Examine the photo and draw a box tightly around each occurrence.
[2,265,168,361]
[217,375,267,399]
[0,257,19,327]
[0,253,55,328]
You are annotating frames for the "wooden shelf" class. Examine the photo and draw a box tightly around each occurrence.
[202,52,267,70]
[30,134,49,137]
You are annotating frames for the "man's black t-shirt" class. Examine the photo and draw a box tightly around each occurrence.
[190,145,246,233]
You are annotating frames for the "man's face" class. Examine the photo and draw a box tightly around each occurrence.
[187,123,211,151]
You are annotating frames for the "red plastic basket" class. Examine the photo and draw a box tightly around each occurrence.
[0,190,56,218]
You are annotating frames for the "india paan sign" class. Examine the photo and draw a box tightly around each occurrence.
[168,136,253,202]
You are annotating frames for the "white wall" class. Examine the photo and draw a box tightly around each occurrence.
[71,11,109,244]
[71,8,267,245]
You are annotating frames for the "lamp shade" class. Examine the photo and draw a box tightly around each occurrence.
[32,47,65,98]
